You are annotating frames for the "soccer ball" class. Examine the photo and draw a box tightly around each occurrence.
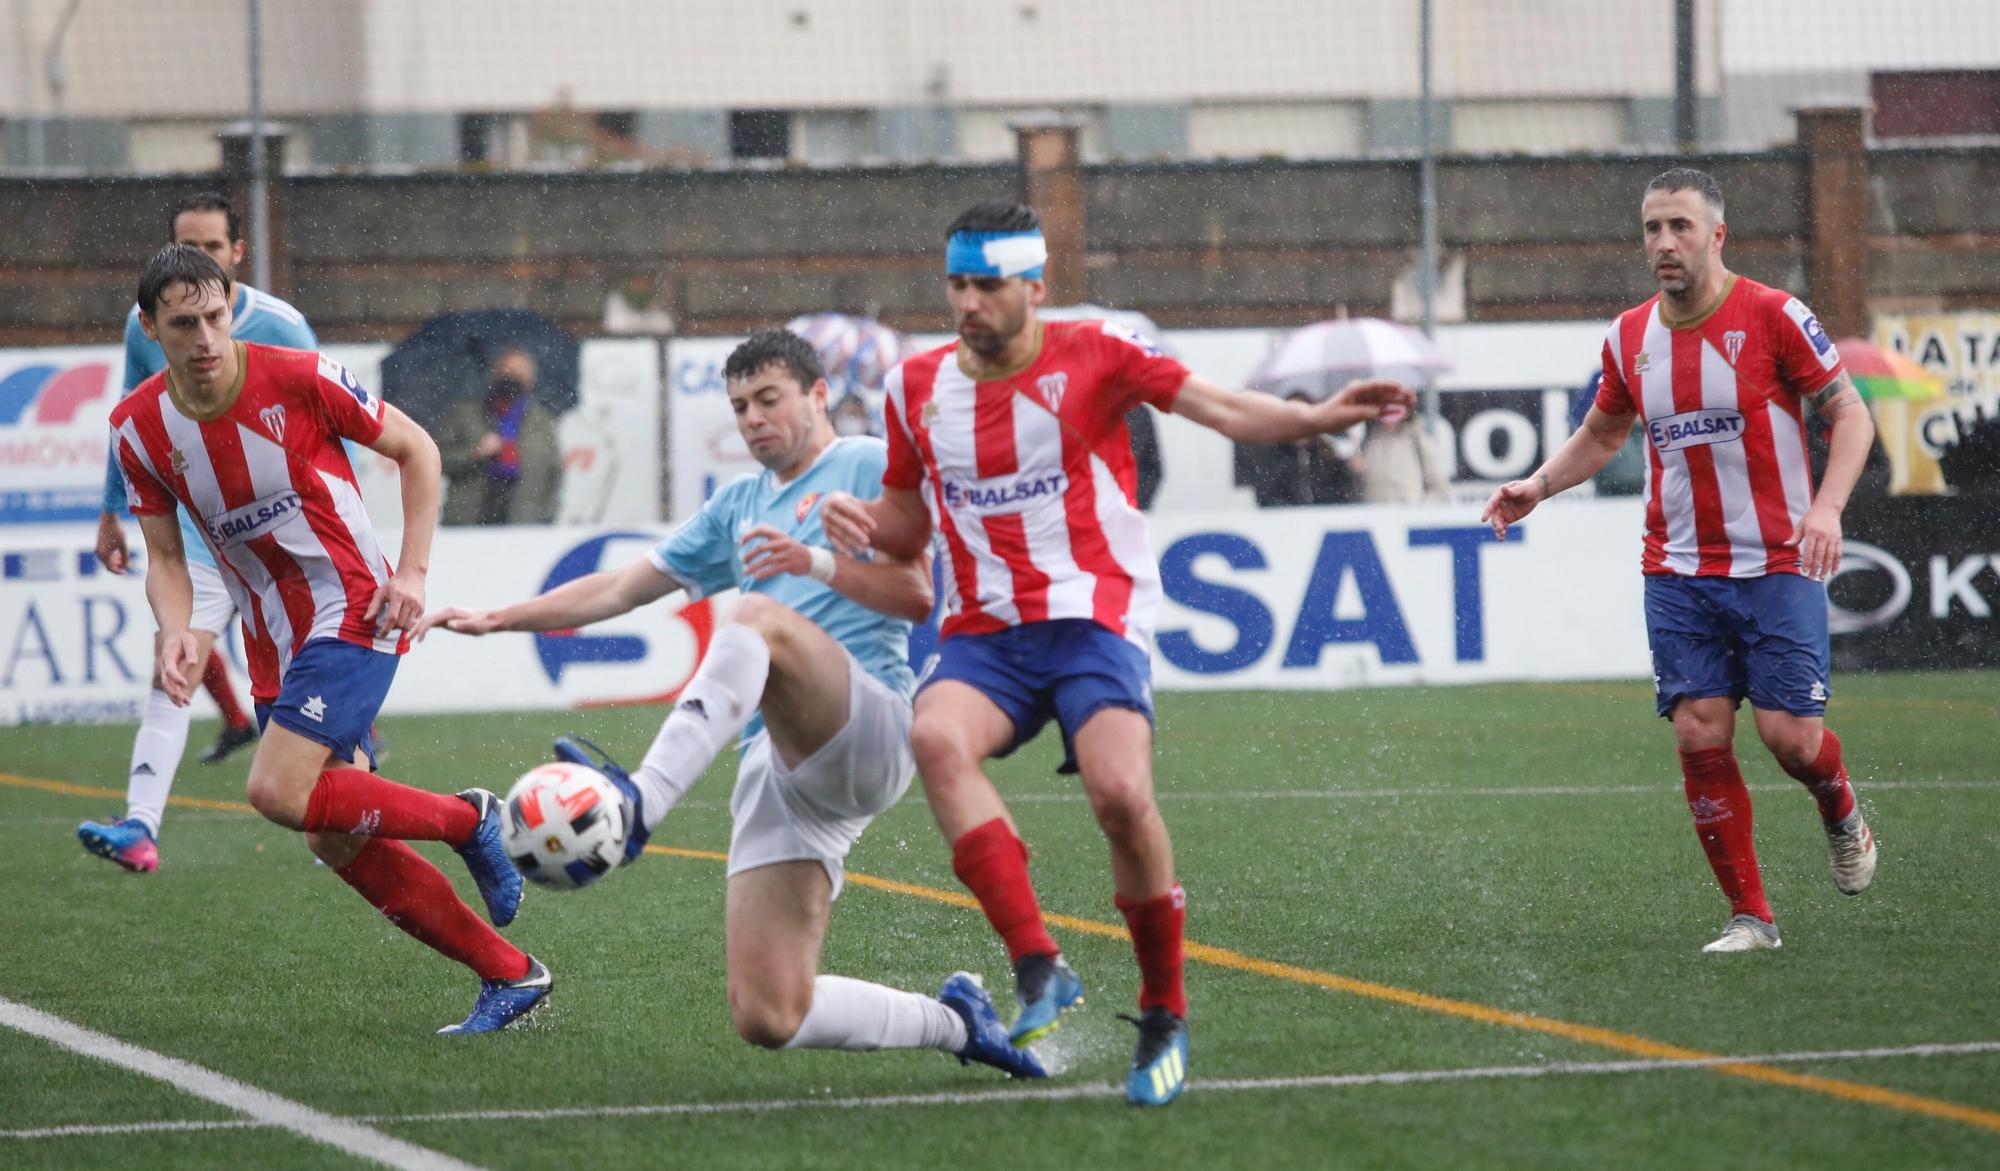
[501,761,629,891]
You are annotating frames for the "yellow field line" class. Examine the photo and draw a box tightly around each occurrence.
[11,771,1998,1133]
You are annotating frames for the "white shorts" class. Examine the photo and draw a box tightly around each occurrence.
[189,560,238,638]
[725,647,915,900]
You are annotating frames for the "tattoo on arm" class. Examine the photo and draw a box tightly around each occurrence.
[1811,370,1860,412]
[1536,471,1553,499]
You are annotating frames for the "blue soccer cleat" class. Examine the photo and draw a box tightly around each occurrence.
[1122,1007,1189,1106]
[1008,952,1084,1044]
[437,956,552,1035]
[453,788,523,926]
[939,972,1047,1079]
[77,817,158,873]
[553,735,650,863]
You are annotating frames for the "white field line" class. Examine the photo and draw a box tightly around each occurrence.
[1004,778,2000,803]
[0,996,488,1170]
[7,1040,1997,1140]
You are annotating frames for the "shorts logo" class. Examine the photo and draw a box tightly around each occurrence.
[301,694,328,722]
[1647,408,1745,453]
[1036,372,1068,412]
[259,404,287,442]
[795,491,820,523]
[1723,331,1746,366]
[1809,680,1827,702]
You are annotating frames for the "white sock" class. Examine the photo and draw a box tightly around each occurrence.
[781,975,968,1054]
[632,624,770,831]
[125,687,190,838]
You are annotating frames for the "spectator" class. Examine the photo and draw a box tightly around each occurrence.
[1356,403,1451,504]
[438,348,563,525]
[1233,393,1359,506]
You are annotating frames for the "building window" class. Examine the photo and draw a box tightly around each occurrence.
[729,110,791,159]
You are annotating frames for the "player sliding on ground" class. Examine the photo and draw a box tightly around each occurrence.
[1481,168,1879,954]
[820,200,1414,1105]
[418,329,1045,1077]
[108,244,541,1033]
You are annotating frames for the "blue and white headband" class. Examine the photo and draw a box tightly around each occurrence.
[946,229,1047,279]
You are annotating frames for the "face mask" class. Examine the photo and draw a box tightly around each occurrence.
[490,375,529,399]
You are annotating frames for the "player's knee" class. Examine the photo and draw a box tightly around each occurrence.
[303,831,365,868]
[244,770,308,829]
[1760,727,1819,773]
[1085,772,1156,842]
[728,983,807,1050]
[723,594,788,642]
[910,719,972,780]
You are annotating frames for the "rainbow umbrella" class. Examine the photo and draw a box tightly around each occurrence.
[1835,338,1946,401]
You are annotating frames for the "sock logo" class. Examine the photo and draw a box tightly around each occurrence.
[351,809,381,836]
[1688,795,1732,825]
[132,764,155,777]
[677,697,708,720]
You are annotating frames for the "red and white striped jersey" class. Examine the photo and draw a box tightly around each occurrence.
[1596,275,1842,578]
[109,342,400,700]
[884,319,1189,646]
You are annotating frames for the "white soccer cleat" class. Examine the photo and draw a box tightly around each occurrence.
[1826,811,1877,895]
[1702,914,1783,954]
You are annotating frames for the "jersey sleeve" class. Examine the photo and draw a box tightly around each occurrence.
[1594,332,1635,414]
[310,352,388,445]
[882,365,926,491]
[1098,322,1189,412]
[645,490,739,600]
[1773,295,1843,398]
[109,424,174,517]
[269,308,319,351]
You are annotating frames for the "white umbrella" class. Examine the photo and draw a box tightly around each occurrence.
[1039,303,1175,356]
[1249,317,1450,401]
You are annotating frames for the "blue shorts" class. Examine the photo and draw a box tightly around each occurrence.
[254,637,397,770]
[1644,573,1831,719]
[919,618,1154,775]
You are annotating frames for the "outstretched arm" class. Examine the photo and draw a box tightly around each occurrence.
[739,525,934,622]
[1480,405,1636,538]
[1787,371,1874,580]
[417,557,680,639]
[1167,373,1415,444]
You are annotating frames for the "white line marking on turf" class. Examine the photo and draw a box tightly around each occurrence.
[0,996,489,1170]
[8,1040,1994,1139]
[1001,778,2000,803]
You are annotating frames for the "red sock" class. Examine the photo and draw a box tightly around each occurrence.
[1779,728,1857,824]
[333,837,528,982]
[951,819,1060,965]
[1679,747,1771,922]
[302,767,479,843]
[201,651,251,730]
[1116,884,1187,1019]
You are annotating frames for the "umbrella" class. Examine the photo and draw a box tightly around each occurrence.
[1039,303,1176,356]
[786,313,912,399]
[1834,338,1946,401]
[379,309,581,432]
[1249,317,1451,401]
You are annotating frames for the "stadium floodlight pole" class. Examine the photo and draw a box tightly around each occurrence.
[1417,0,1440,420]
[1675,0,1697,150]
[247,0,272,292]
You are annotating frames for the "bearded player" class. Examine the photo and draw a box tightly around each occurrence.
[1483,168,1878,954]
[108,244,543,1032]
[822,199,1412,1105]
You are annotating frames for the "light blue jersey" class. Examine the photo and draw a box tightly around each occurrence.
[104,284,317,568]
[648,437,915,736]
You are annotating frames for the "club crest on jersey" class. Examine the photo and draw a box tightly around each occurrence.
[259,404,287,442]
[1036,372,1069,412]
[795,491,820,522]
[1723,331,1746,366]
[1633,350,1651,376]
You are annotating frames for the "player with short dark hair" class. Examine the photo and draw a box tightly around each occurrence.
[1482,168,1879,954]
[421,327,1045,1077]
[81,192,324,874]
[822,200,1412,1105]
[109,244,545,1033]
